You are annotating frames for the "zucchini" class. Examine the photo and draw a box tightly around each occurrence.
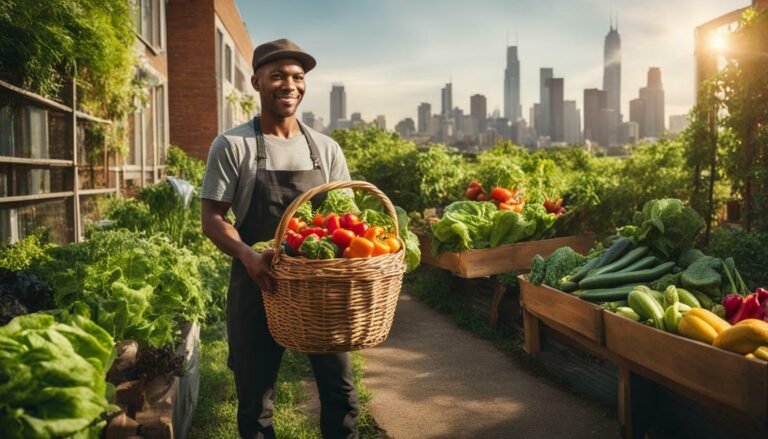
[578,261,676,290]
[560,280,578,293]
[578,284,644,302]
[618,255,658,273]
[586,246,650,278]
[590,237,632,270]
[567,257,602,283]
[628,288,666,330]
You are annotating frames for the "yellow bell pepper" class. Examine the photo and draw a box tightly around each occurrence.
[714,319,768,354]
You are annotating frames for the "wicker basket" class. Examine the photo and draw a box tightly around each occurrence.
[265,181,407,354]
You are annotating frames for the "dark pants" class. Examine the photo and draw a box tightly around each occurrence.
[227,264,360,438]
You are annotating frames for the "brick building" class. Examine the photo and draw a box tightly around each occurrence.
[167,0,255,161]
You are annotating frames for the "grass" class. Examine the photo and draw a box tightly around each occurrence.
[189,323,382,438]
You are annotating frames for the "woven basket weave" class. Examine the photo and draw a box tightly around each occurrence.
[265,181,407,354]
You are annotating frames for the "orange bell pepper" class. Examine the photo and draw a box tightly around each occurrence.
[385,234,402,253]
[372,239,391,256]
[345,237,374,258]
[364,226,385,241]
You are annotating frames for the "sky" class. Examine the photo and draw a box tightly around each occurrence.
[234,0,749,128]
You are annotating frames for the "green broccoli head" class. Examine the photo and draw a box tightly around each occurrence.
[542,246,588,289]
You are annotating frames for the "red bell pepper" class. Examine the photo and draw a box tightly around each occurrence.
[324,213,341,233]
[722,294,743,321]
[312,213,325,227]
[756,287,768,305]
[299,227,326,238]
[729,293,764,324]
[285,230,305,252]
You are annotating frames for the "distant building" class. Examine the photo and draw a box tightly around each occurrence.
[418,102,432,134]
[470,94,487,132]
[629,98,646,138]
[374,115,386,130]
[669,114,688,135]
[603,21,622,122]
[530,103,540,136]
[620,121,640,144]
[504,46,522,122]
[330,83,346,130]
[564,100,581,144]
[302,111,316,129]
[547,77,564,142]
[583,88,607,145]
[539,68,554,138]
[452,107,465,137]
[631,67,665,139]
[395,118,415,138]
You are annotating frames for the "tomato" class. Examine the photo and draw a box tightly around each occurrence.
[466,186,482,200]
[476,193,490,202]
[490,187,514,203]
[351,222,369,237]
[331,228,355,250]
[325,214,341,233]
[299,227,326,238]
[340,213,360,229]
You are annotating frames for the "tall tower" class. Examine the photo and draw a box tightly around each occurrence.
[330,83,346,130]
[417,102,431,134]
[547,77,564,142]
[441,82,452,117]
[603,19,622,121]
[643,67,665,138]
[504,46,521,122]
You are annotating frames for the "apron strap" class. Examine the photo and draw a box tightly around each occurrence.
[298,120,328,182]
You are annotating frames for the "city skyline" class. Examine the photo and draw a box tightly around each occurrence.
[235,0,747,127]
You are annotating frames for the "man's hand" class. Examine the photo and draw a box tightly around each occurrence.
[240,247,275,293]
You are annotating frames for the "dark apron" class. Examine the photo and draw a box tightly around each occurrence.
[226,117,359,439]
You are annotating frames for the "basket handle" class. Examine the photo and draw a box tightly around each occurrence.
[272,180,400,263]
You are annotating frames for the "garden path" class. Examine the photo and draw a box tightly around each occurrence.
[360,293,619,438]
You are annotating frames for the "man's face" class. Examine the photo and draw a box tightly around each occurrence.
[252,59,305,119]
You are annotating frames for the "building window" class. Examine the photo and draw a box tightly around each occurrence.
[235,67,246,93]
[225,44,233,83]
[134,0,164,50]
[128,83,167,170]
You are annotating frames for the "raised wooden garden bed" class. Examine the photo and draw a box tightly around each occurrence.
[419,233,595,278]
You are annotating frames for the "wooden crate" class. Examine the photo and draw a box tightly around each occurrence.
[603,311,768,427]
[518,275,604,344]
[418,233,595,278]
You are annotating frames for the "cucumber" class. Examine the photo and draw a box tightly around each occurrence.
[560,281,579,293]
[676,288,701,308]
[567,257,602,283]
[578,261,676,290]
[586,246,650,278]
[628,288,666,330]
[578,284,644,302]
[618,255,658,273]
[689,289,715,309]
[590,238,632,270]
[616,307,641,321]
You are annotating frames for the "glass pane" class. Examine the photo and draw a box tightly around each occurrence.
[79,194,110,233]
[0,164,9,196]
[0,103,13,156]
[141,0,152,42]
[156,85,166,164]
[13,166,72,196]
[129,111,140,166]
[11,198,73,245]
[48,111,70,160]
[225,45,232,83]
[144,93,155,166]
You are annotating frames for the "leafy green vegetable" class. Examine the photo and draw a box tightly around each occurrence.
[318,190,360,216]
[521,204,557,241]
[539,247,588,289]
[252,240,275,253]
[650,272,682,291]
[489,211,535,247]
[680,256,722,297]
[529,255,547,285]
[619,198,704,259]
[295,201,314,223]
[0,313,115,438]
[299,236,339,260]
[359,209,394,231]
[429,201,497,254]
[677,248,705,268]
[395,207,421,272]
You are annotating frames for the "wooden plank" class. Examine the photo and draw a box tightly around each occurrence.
[518,275,604,344]
[418,232,595,278]
[603,310,768,425]
[618,365,632,439]
[522,307,541,354]
[488,280,505,328]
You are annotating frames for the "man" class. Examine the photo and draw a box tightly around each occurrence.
[200,38,359,438]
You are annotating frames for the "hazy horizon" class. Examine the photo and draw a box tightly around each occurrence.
[235,0,748,128]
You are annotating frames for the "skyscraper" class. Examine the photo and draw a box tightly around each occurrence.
[330,83,346,131]
[418,102,432,134]
[583,88,607,144]
[441,82,452,117]
[603,21,622,120]
[547,77,564,142]
[504,46,521,122]
[563,100,581,144]
[539,68,554,138]
[643,67,665,138]
[631,67,665,139]
[470,94,487,131]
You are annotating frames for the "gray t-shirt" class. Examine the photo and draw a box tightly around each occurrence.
[201,120,351,226]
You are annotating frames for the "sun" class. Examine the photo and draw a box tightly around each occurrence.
[710,32,728,53]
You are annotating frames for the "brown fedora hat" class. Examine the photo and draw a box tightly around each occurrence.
[252,38,316,73]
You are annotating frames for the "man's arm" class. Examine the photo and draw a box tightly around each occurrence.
[201,198,274,293]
